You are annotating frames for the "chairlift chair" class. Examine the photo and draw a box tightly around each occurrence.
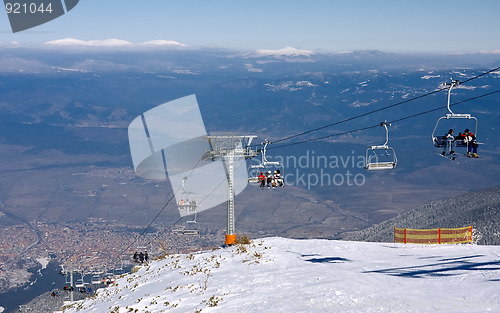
[248,140,284,185]
[64,272,71,284]
[183,209,200,236]
[365,121,397,170]
[431,79,478,149]
[91,273,101,285]
[103,273,115,285]
[75,272,85,288]
[176,198,200,235]
[113,262,125,277]
[63,271,74,292]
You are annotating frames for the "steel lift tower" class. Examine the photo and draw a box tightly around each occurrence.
[203,135,258,245]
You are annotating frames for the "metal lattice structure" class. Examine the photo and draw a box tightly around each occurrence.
[202,135,258,245]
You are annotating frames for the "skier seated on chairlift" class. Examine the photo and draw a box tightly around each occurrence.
[265,171,273,188]
[273,170,284,188]
[178,199,191,209]
[457,128,479,158]
[442,129,456,156]
[258,172,266,188]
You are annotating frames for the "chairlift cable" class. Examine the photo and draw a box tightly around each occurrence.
[143,215,185,248]
[145,158,249,247]
[269,88,445,145]
[111,186,182,264]
[390,89,500,124]
[269,124,381,150]
[459,65,500,85]
[115,150,249,263]
[268,89,500,150]
[111,68,500,264]
[197,158,248,207]
[112,157,203,263]
[264,65,500,147]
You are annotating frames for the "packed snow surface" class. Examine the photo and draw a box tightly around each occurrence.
[63,238,500,313]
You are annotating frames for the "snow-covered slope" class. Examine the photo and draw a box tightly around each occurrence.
[62,238,500,313]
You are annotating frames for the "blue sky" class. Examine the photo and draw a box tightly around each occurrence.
[1,0,499,53]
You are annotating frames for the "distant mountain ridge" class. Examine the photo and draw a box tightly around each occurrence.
[342,185,500,245]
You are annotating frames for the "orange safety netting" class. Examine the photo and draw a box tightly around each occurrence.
[394,226,472,244]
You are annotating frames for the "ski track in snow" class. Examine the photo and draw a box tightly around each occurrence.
[62,238,500,313]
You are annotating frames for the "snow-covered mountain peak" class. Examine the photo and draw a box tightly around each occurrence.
[254,47,315,58]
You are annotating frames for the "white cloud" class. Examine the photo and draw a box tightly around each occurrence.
[479,50,500,54]
[44,38,187,48]
[88,39,133,46]
[138,40,186,47]
[45,38,133,47]
[45,38,90,46]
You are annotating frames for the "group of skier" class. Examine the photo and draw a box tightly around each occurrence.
[258,170,284,188]
[133,251,149,264]
[442,128,479,158]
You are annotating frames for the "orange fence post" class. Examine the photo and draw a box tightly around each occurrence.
[438,228,441,244]
[404,228,407,244]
